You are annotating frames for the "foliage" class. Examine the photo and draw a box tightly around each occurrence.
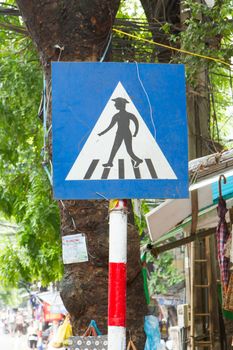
[134,198,184,295]
[146,251,184,295]
[169,0,233,146]
[118,0,146,18]
[170,1,233,77]
[133,199,150,235]
[209,69,233,147]
[0,287,23,308]
[0,10,62,287]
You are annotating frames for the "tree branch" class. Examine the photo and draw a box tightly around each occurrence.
[0,6,20,16]
[0,21,28,35]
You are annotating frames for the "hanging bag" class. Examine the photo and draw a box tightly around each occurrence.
[67,320,107,350]
[50,315,73,348]
[82,320,100,337]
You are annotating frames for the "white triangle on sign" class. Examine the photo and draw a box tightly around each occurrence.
[66,81,177,181]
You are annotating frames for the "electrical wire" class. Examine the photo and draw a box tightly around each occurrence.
[113,28,232,69]
[135,61,156,140]
[100,33,112,62]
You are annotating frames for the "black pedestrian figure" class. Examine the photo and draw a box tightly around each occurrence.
[98,97,143,168]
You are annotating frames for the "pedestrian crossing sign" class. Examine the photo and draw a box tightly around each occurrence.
[52,62,188,200]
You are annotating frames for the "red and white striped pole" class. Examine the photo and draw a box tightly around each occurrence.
[108,199,127,350]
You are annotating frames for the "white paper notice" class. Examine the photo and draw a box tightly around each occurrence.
[62,233,88,264]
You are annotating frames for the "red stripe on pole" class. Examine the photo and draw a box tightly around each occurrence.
[108,262,126,327]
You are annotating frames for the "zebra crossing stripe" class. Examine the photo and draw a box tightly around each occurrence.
[84,159,99,179]
[145,159,158,179]
[132,161,141,179]
[84,158,158,180]
[102,167,111,179]
[118,159,125,179]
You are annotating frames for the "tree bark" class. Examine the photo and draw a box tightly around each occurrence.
[16,0,147,347]
[186,71,211,159]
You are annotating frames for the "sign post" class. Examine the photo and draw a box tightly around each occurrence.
[108,199,128,350]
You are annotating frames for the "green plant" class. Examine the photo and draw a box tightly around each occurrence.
[146,251,184,295]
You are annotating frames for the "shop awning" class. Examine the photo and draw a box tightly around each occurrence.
[145,150,233,244]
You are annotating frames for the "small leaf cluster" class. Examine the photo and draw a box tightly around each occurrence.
[172,0,233,79]
[146,251,184,295]
[140,233,184,295]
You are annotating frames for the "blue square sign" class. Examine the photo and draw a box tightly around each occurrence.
[52,62,188,200]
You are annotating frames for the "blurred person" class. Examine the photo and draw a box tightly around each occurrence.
[27,321,38,350]
[15,311,24,336]
[3,319,9,334]
[8,311,15,336]
[0,318,4,335]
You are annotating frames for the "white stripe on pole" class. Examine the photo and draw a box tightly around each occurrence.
[109,211,127,263]
[108,326,126,350]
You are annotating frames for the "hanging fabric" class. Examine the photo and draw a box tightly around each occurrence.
[224,233,231,259]
[223,273,233,311]
[216,175,230,293]
[230,225,233,263]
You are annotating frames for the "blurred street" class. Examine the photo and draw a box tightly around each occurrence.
[0,333,28,350]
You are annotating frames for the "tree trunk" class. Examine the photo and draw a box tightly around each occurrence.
[16,0,147,347]
[186,71,211,159]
